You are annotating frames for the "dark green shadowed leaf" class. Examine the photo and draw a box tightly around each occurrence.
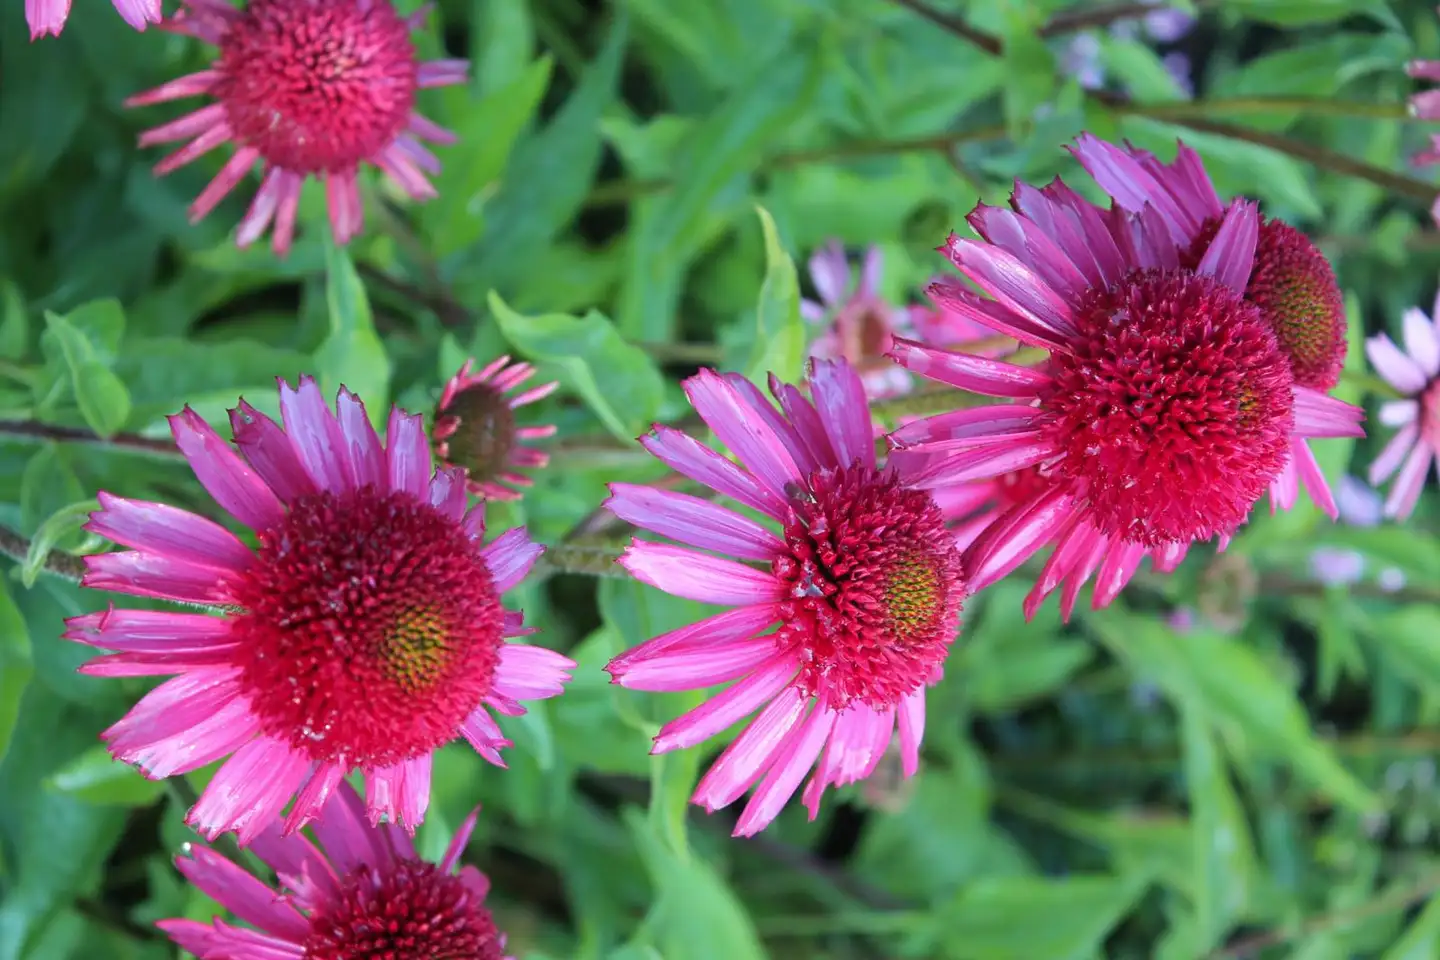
[0,579,32,766]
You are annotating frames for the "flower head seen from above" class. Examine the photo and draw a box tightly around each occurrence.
[604,359,966,836]
[65,377,573,843]
[804,241,1010,400]
[1069,134,1360,518]
[125,0,468,256]
[434,356,559,500]
[1365,292,1440,519]
[889,172,1361,608]
[159,781,511,960]
[27,0,159,39]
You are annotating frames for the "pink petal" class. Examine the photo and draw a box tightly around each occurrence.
[117,695,261,779]
[1366,333,1430,393]
[614,640,777,692]
[941,236,1077,337]
[386,407,431,500]
[896,689,926,777]
[87,493,253,572]
[619,541,787,606]
[807,358,876,471]
[734,699,837,836]
[888,337,1050,398]
[802,704,893,818]
[82,551,235,606]
[279,377,351,494]
[653,653,798,752]
[428,466,469,522]
[1384,442,1434,520]
[311,779,391,873]
[64,608,232,652]
[336,387,385,490]
[808,241,851,306]
[901,438,1055,488]
[1091,541,1148,609]
[768,376,840,470]
[229,400,318,504]
[188,737,313,846]
[283,763,345,835]
[887,405,1042,453]
[640,426,787,519]
[683,370,803,502]
[1370,424,1419,485]
[964,487,1076,592]
[156,919,303,960]
[459,708,511,767]
[169,407,284,532]
[606,484,784,561]
[175,846,307,940]
[1293,387,1366,439]
[492,643,575,701]
[608,604,780,676]
[1194,200,1258,294]
[691,686,809,812]
[1292,438,1338,520]
[441,806,481,873]
[480,528,543,593]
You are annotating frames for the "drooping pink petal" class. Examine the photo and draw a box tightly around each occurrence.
[480,528,544,593]
[691,686,810,813]
[386,407,431,499]
[653,653,798,752]
[733,698,837,837]
[155,919,303,960]
[607,604,780,676]
[606,485,784,561]
[459,708,511,767]
[283,763,346,835]
[896,688,926,777]
[169,407,285,532]
[64,608,233,652]
[311,774,392,873]
[614,640,777,692]
[888,337,1051,398]
[82,551,236,606]
[188,737,313,845]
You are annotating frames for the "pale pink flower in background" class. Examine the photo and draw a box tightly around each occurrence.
[125,0,468,255]
[605,359,967,835]
[66,377,573,843]
[434,356,559,500]
[158,782,511,959]
[1366,292,1440,518]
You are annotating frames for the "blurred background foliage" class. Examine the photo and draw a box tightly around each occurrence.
[4,0,1440,957]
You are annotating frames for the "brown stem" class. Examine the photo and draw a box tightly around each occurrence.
[0,419,182,459]
[1258,572,1440,606]
[885,0,1001,55]
[0,525,86,583]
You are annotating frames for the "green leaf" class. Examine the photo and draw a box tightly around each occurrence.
[648,743,699,863]
[997,9,1057,141]
[41,310,131,439]
[1087,607,1380,814]
[1221,0,1398,28]
[423,56,554,257]
[1383,892,1440,960]
[112,336,310,428]
[746,206,806,385]
[1358,607,1440,696]
[0,579,32,766]
[19,499,97,589]
[616,40,823,340]
[18,445,84,540]
[0,281,25,361]
[931,874,1147,959]
[45,745,164,807]
[489,293,663,442]
[623,807,766,960]
[317,243,391,416]
[1181,704,1257,952]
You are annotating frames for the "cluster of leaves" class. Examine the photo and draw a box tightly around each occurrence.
[4,0,1440,957]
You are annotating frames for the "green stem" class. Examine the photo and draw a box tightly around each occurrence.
[0,419,184,460]
[0,525,85,583]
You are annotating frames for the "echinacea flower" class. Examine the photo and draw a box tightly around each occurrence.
[27,0,158,39]
[605,359,966,836]
[804,241,1008,400]
[1365,293,1440,518]
[1407,45,1440,223]
[889,174,1362,609]
[434,356,558,500]
[125,0,467,256]
[1069,134,1358,518]
[65,377,573,843]
[159,781,511,959]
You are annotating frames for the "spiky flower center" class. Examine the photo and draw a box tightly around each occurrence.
[230,488,504,768]
[770,465,965,710]
[214,0,418,173]
[1189,217,1347,390]
[303,859,503,960]
[1038,268,1294,546]
[435,385,517,488]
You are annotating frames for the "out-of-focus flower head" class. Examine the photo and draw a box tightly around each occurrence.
[1365,290,1440,518]
[434,356,558,501]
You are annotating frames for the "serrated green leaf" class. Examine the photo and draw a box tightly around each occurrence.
[45,745,163,807]
[317,243,390,418]
[489,293,663,442]
[746,206,805,385]
[0,578,32,766]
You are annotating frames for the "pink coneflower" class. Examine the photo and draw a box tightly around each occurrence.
[65,377,573,843]
[1069,134,1357,518]
[434,356,558,500]
[27,0,159,38]
[1408,47,1440,223]
[605,359,966,836]
[159,781,511,959]
[124,0,467,256]
[1365,293,1440,518]
[889,173,1363,602]
[804,242,1004,400]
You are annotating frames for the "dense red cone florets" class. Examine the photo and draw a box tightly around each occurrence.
[214,0,419,173]
[771,465,965,710]
[230,487,504,768]
[304,859,504,960]
[1038,269,1294,546]
[1188,217,1347,390]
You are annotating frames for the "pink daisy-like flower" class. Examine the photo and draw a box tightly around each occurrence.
[158,781,511,959]
[64,377,573,843]
[124,0,468,256]
[1069,134,1355,518]
[604,359,967,837]
[888,174,1363,606]
[1365,292,1440,518]
[804,242,1004,400]
[1407,44,1440,223]
[434,356,559,501]
[27,0,159,39]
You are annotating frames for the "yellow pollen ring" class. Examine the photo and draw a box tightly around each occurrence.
[379,605,453,693]
[883,552,942,642]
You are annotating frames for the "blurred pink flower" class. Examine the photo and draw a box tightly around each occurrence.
[1408,52,1440,223]
[434,356,559,501]
[159,782,510,959]
[26,0,158,38]
[1365,293,1440,518]
[66,377,572,843]
[125,0,467,256]
[605,360,966,835]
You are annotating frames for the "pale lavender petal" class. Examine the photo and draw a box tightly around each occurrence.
[606,484,784,561]
[1367,333,1430,393]
[1336,475,1383,527]
[492,643,574,701]
[1384,442,1434,519]
[480,528,543,592]
[808,241,851,306]
[1380,400,1419,427]
[1403,308,1440,377]
[169,407,284,532]
[1370,424,1419,485]
[619,541,787,606]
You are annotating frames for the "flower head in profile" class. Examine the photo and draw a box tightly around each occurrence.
[604,359,966,836]
[805,241,1008,400]
[434,356,558,500]
[159,781,511,959]
[1070,134,1358,518]
[1365,292,1440,518]
[125,0,467,256]
[65,377,573,843]
[1407,49,1440,223]
[889,168,1362,608]
[27,0,159,39]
